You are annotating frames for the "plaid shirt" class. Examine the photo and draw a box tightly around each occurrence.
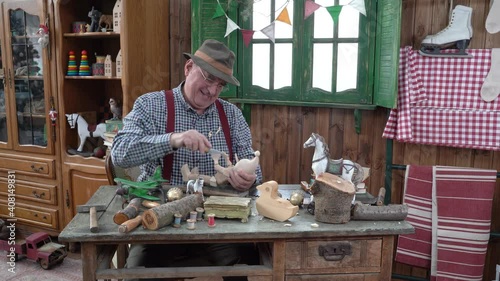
[111,83,262,184]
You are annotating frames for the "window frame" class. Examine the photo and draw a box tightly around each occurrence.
[191,0,401,110]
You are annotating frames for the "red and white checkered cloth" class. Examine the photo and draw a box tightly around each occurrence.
[383,47,500,151]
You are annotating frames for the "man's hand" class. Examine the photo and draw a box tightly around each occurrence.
[170,130,211,153]
[228,169,257,191]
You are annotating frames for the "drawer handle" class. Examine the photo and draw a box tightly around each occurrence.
[32,191,46,198]
[30,164,44,173]
[318,242,352,261]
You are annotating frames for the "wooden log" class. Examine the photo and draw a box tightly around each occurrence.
[142,200,160,208]
[113,198,142,225]
[351,202,408,221]
[310,173,355,224]
[142,194,204,230]
[118,215,143,233]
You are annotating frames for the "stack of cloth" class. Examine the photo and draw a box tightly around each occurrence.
[396,165,497,281]
[383,47,500,151]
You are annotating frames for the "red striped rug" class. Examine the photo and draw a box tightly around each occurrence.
[396,165,496,281]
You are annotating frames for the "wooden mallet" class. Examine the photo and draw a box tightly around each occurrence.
[76,204,106,233]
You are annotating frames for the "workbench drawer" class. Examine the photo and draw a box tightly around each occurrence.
[285,238,382,274]
[0,153,55,179]
[0,178,57,205]
[0,199,58,229]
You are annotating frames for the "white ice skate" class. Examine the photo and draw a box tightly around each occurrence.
[420,5,473,58]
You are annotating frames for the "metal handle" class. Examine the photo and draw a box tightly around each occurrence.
[318,242,352,261]
[30,164,44,172]
[32,191,45,198]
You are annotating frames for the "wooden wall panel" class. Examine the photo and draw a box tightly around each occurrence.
[169,1,500,279]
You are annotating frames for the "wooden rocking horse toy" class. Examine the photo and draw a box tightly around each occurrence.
[303,133,366,186]
[65,113,106,152]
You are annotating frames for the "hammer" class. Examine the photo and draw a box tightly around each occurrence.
[76,204,106,233]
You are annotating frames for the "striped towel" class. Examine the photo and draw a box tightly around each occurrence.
[396,165,497,281]
[395,165,433,268]
[431,166,496,281]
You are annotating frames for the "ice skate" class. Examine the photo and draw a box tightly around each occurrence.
[419,5,473,58]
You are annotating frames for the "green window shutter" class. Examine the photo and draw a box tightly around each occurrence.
[191,0,238,98]
[373,0,402,109]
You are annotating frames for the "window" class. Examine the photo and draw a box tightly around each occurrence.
[191,0,401,109]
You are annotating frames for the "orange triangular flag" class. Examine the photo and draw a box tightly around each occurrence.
[276,7,291,25]
[240,29,255,47]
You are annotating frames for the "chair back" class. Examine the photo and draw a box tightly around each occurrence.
[105,156,141,185]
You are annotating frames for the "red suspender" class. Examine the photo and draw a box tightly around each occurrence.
[162,90,175,180]
[162,90,233,181]
[215,101,233,163]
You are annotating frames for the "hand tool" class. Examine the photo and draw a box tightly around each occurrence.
[118,215,143,233]
[76,204,106,233]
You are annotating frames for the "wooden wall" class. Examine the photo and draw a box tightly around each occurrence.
[170,0,500,279]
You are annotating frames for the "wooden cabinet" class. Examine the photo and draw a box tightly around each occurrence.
[0,0,62,236]
[54,0,169,226]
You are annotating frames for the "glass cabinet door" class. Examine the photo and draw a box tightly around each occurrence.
[3,0,53,154]
[0,20,9,149]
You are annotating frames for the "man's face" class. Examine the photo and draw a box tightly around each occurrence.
[183,61,227,112]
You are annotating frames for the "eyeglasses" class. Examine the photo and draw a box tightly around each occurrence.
[198,67,228,93]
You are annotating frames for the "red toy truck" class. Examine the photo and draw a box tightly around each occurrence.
[0,232,67,269]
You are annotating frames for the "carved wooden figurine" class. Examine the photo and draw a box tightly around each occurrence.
[256,181,299,222]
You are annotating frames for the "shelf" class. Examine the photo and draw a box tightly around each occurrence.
[14,76,44,80]
[63,32,120,39]
[20,113,45,118]
[65,76,121,80]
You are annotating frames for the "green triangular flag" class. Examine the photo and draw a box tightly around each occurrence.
[212,3,225,19]
[326,5,343,24]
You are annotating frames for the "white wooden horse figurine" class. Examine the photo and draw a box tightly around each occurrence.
[303,133,330,178]
[65,113,106,152]
[303,133,366,188]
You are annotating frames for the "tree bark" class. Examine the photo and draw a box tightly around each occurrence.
[351,202,408,221]
[142,194,204,230]
[113,198,142,225]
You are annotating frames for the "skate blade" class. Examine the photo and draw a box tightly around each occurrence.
[419,50,473,58]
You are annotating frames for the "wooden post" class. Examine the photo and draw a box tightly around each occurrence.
[142,194,204,230]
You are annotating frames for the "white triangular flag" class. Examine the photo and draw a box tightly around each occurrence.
[225,17,240,37]
[348,0,366,16]
[260,22,275,43]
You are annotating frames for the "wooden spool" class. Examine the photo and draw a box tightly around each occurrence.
[113,198,141,225]
[142,194,203,230]
[310,173,355,224]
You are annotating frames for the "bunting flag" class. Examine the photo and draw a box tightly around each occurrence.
[326,5,343,24]
[348,0,366,16]
[305,0,322,20]
[261,22,276,43]
[225,17,240,37]
[212,3,225,19]
[276,7,292,25]
[213,0,366,47]
[241,29,255,47]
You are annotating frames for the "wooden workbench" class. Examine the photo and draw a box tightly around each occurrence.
[59,185,414,281]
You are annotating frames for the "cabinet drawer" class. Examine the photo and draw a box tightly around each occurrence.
[285,238,382,275]
[0,154,55,179]
[0,199,58,229]
[0,177,56,205]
